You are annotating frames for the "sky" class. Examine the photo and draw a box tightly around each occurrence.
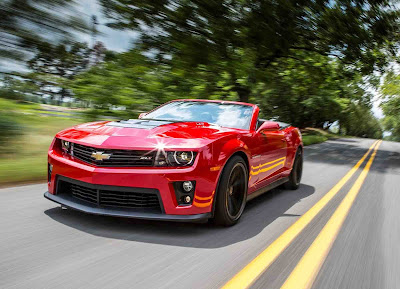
[74,1,139,52]
[370,89,384,119]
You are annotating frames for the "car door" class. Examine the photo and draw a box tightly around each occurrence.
[253,121,287,187]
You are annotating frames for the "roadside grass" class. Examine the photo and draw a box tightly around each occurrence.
[0,99,82,186]
[302,127,342,146]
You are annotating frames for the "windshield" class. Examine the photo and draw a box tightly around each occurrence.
[143,101,254,130]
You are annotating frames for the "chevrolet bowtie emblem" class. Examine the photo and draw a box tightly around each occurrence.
[91,151,111,161]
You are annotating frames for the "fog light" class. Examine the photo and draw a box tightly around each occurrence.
[183,195,191,203]
[182,181,193,192]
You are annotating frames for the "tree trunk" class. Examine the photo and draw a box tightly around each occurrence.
[234,83,250,103]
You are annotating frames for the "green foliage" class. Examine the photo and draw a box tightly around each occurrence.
[0,98,81,185]
[101,0,400,102]
[0,114,22,148]
[339,104,383,139]
[70,48,382,138]
[72,50,175,115]
[0,0,89,62]
[0,75,41,101]
[254,52,364,128]
[2,1,391,142]
[301,128,341,146]
[24,41,106,104]
[380,72,400,141]
[302,135,329,146]
[92,0,393,137]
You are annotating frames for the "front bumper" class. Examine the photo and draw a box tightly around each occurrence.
[44,191,211,222]
[47,148,220,218]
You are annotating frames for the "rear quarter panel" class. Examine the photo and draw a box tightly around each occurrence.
[283,127,303,170]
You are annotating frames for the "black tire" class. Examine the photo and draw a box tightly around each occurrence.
[284,147,303,190]
[214,156,248,226]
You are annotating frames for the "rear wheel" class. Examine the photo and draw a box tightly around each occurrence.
[214,156,248,226]
[284,148,303,190]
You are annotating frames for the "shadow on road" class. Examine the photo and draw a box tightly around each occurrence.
[44,184,315,248]
[328,138,358,143]
[304,139,400,172]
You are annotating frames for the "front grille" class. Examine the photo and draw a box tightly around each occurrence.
[57,178,162,213]
[71,143,155,167]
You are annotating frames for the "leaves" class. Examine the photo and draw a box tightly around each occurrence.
[380,72,400,141]
[69,47,382,138]
[0,0,90,63]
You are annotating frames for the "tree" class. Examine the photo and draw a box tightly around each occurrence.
[71,47,382,139]
[380,71,400,141]
[26,41,105,104]
[339,103,383,138]
[253,52,367,128]
[100,0,400,102]
[0,75,40,101]
[0,0,88,63]
[72,49,165,115]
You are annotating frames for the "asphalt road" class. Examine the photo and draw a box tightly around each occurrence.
[1,138,399,289]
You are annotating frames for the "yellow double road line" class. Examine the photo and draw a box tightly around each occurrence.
[222,140,380,289]
[281,140,382,289]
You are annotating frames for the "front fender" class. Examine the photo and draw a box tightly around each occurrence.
[217,138,250,165]
[210,137,251,185]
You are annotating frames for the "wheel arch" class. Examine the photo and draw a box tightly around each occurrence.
[230,151,250,174]
[297,144,303,153]
[211,149,250,216]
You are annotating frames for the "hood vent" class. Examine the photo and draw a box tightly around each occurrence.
[107,119,173,129]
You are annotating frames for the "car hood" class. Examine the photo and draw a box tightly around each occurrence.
[56,119,243,150]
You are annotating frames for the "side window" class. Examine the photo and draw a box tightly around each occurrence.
[256,119,266,130]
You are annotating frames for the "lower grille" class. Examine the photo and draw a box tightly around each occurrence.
[71,184,97,204]
[100,190,161,209]
[57,178,162,213]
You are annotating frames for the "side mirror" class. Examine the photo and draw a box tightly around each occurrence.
[138,112,147,119]
[257,121,280,134]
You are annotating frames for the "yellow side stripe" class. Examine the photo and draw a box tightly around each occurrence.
[193,191,215,207]
[193,200,213,207]
[250,161,285,176]
[210,166,221,172]
[195,195,214,201]
[281,140,382,289]
[251,157,286,170]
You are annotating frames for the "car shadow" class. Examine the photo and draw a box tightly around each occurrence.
[44,184,315,249]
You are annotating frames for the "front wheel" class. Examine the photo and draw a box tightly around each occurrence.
[214,156,248,226]
[284,148,303,190]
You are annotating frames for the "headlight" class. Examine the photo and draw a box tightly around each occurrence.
[155,151,197,167]
[173,151,194,165]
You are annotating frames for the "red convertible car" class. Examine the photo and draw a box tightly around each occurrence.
[45,99,303,225]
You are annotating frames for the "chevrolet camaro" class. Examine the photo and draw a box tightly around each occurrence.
[44,99,303,225]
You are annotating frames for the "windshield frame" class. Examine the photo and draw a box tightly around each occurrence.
[141,100,257,130]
